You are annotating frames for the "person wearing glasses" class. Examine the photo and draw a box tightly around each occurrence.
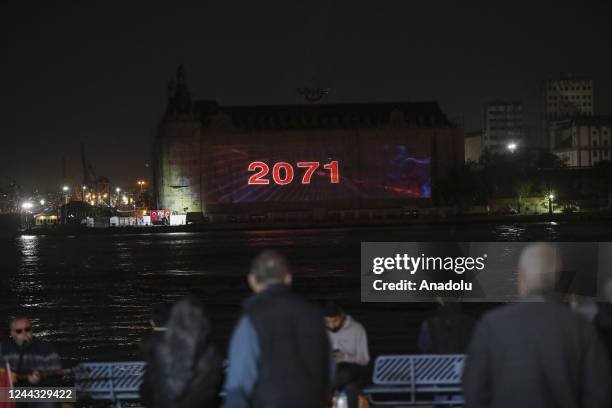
[0,315,62,390]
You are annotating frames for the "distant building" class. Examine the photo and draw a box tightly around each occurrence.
[544,73,594,149]
[544,74,594,121]
[465,131,483,163]
[34,209,59,226]
[0,182,20,214]
[553,116,612,167]
[155,66,465,219]
[482,101,525,153]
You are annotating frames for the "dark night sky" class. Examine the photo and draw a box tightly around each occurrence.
[2,1,611,190]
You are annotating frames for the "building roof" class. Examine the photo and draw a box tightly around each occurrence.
[553,136,574,151]
[547,73,592,82]
[485,100,522,107]
[33,209,58,218]
[465,130,483,138]
[572,115,612,127]
[163,66,453,130]
[189,100,452,130]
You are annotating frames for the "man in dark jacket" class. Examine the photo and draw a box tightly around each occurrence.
[223,250,331,408]
[1,316,63,408]
[463,243,611,408]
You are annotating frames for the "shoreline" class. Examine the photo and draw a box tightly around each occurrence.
[10,210,612,237]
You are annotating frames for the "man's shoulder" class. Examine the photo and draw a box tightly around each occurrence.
[345,315,366,333]
[286,294,325,321]
[249,289,322,316]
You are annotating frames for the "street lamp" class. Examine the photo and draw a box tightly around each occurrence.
[548,193,555,214]
[113,187,120,207]
[61,186,70,204]
[21,202,33,229]
[507,142,517,153]
[40,199,45,206]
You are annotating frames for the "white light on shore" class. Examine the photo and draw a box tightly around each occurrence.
[21,202,33,210]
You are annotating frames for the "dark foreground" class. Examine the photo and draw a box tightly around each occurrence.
[1,221,611,366]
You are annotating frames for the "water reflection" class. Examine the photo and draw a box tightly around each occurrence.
[1,223,612,365]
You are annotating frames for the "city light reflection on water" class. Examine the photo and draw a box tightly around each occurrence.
[2,222,612,365]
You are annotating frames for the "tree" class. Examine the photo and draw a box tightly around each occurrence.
[515,182,533,214]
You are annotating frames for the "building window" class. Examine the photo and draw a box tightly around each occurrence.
[594,151,598,157]
[593,140,598,146]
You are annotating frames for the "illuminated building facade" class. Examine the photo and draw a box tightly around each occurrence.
[155,67,464,219]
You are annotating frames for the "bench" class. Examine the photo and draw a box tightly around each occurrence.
[74,360,228,407]
[74,361,145,408]
[362,354,465,406]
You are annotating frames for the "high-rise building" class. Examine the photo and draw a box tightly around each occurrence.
[482,101,524,153]
[544,74,594,121]
[544,73,594,149]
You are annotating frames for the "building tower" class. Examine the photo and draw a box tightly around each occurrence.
[544,73,594,149]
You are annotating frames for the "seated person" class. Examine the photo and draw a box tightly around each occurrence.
[324,302,370,408]
[1,315,63,408]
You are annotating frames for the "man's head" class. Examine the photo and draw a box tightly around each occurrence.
[323,302,345,333]
[248,250,292,293]
[9,316,33,346]
[517,243,562,297]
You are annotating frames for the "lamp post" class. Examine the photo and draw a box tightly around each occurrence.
[62,185,70,204]
[548,193,554,214]
[21,201,33,230]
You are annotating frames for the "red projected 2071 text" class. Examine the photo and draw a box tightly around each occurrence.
[247,161,339,185]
